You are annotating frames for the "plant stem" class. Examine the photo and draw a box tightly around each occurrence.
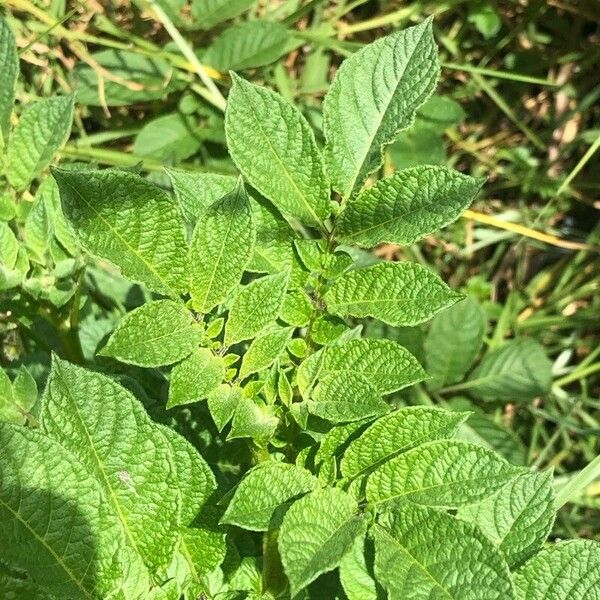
[262,529,287,597]
[555,455,600,509]
[553,362,600,388]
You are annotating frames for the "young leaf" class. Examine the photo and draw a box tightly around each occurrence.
[425,296,487,388]
[100,300,202,367]
[372,504,515,600]
[228,396,278,441]
[53,168,189,297]
[366,440,522,510]
[514,540,600,600]
[168,348,225,408]
[190,180,255,312]
[207,383,242,431]
[278,487,366,596]
[224,271,288,346]
[341,406,469,480]
[41,358,182,572]
[323,19,439,198]
[0,16,18,145]
[7,95,74,190]
[225,74,330,227]
[324,262,463,326]
[466,338,553,401]
[221,461,318,531]
[459,471,555,568]
[239,326,294,379]
[336,166,483,246]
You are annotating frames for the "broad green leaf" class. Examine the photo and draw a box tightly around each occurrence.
[418,94,466,127]
[168,348,225,408]
[101,300,202,367]
[388,122,445,169]
[372,504,515,600]
[207,383,242,431]
[315,419,372,467]
[339,533,379,600]
[0,423,128,599]
[0,573,48,600]
[308,372,388,423]
[466,338,553,401]
[225,74,330,227]
[278,487,366,596]
[53,168,189,297]
[341,407,469,480]
[181,527,226,580]
[166,169,236,222]
[366,440,522,510]
[221,461,318,531]
[228,396,278,441]
[514,540,600,600]
[323,19,439,198]
[239,326,293,379]
[425,296,487,388]
[336,166,483,246]
[204,21,298,71]
[7,95,74,190]
[224,271,288,346]
[191,0,255,30]
[324,262,463,326]
[190,180,255,312]
[0,16,18,145]
[41,358,181,572]
[301,338,427,396]
[281,289,314,326]
[459,471,555,568]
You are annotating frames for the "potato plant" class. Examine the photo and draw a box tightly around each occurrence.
[1,13,599,600]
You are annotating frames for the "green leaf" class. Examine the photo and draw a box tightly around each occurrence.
[0,367,37,425]
[372,504,515,600]
[418,94,465,127]
[459,471,555,568]
[323,19,439,198]
[466,338,553,401]
[341,407,469,480]
[0,423,129,599]
[278,487,366,596]
[324,262,463,326]
[366,440,522,510]
[101,300,202,367]
[228,396,278,441]
[181,526,226,580]
[7,95,74,191]
[239,326,294,379]
[41,358,182,572]
[166,170,236,222]
[0,16,18,145]
[190,179,255,312]
[281,289,313,326]
[336,166,483,246]
[207,383,242,431]
[339,533,379,600]
[225,74,330,227]
[388,122,445,170]
[204,21,298,71]
[514,540,600,600]
[222,461,318,531]
[224,271,288,346]
[168,348,225,408]
[191,0,256,30]
[425,296,487,388]
[53,168,189,297]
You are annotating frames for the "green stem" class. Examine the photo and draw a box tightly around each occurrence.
[553,362,600,388]
[555,455,600,509]
[262,529,287,597]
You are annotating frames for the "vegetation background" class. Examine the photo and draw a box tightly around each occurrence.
[1,0,599,547]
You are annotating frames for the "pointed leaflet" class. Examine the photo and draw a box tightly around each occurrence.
[323,19,439,198]
[221,462,318,531]
[41,358,182,572]
[514,540,600,600]
[190,180,255,312]
[336,166,483,246]
[366,440,522,510]
[371,504,515,600]
[278,487,366,596]
[207,384,242,431]
[0,423,128,599]
[100,300,202,367]
[0,16,18,145]
[324,262,463,326]
[425,296,486,389]
[225,73,330,227]
[224,271,288,346]
[8,95,74,190]
[53,168,189,297]
[459,471,555,568]
[239,326,294,379]
[341,407,469,480]
[228,396,279,442]
[168,348,225,408]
